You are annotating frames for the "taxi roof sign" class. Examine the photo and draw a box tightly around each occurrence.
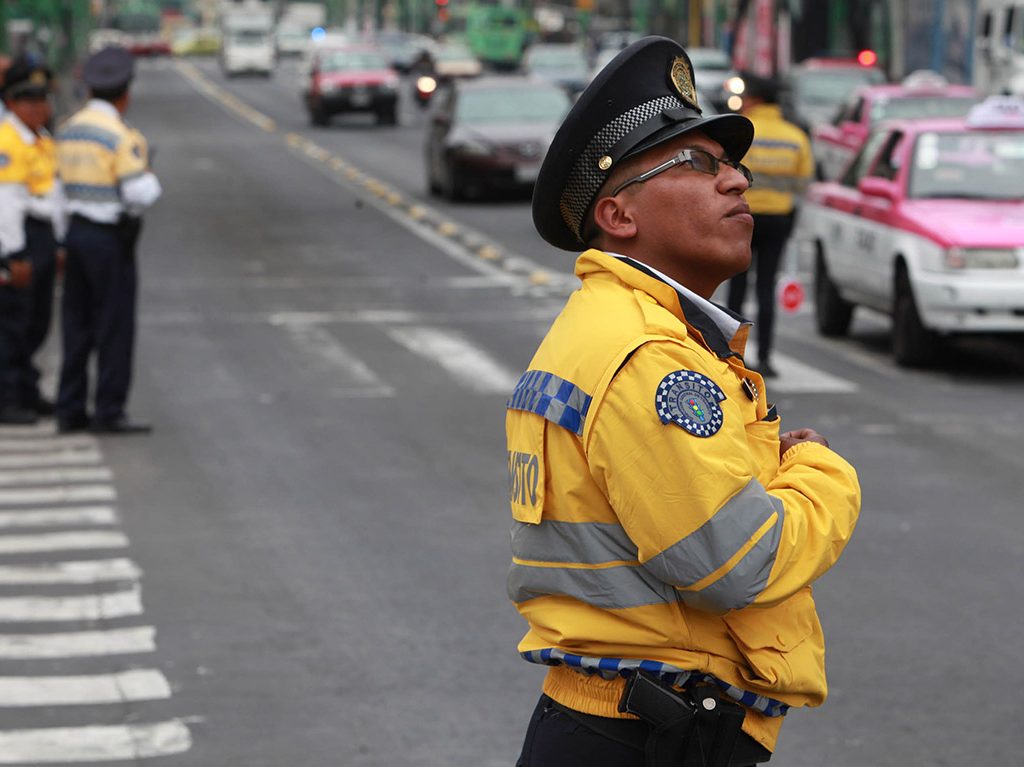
[966,96,1024,128]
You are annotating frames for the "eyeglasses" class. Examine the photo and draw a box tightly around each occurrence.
[610,148,754,196]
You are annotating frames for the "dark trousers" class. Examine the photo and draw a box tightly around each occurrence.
[0,266,31,409]
[516,695,770,767]
[57,216,138,423]
[726,213,794,365]
[20,217,57,405]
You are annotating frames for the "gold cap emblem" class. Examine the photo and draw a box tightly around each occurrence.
[29,70,47,87]
[598,155,613,171]
[670,56,699,111]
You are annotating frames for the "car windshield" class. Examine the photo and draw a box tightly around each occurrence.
[908,130,1024,200]
[797,69,884,105]
[456,87,569,123]
[871,96,979,124]
[319,50,388,71]
[529,49,587,71]
[231,30,267,46]
[436,46,473,62]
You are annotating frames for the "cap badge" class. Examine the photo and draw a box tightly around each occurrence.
[29,71,47,86]
[669,56,699,111]
[598,155,613,171]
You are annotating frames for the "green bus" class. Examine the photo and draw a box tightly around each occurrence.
[462,4,531,69]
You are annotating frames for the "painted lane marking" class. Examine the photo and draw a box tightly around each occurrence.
[0,423,64,438]
[0,626,155,659]
[0,531,129,555]
[0,585,143,622]
[0,485,116,506]
[742,342,859,394]
[0,437,98,454]
[385,326,520,395]
[0,558,141,585]
[0,719,192,763]
[282,323,395,398]
[0,449,103,468]
[0,467,113,486]
[0,669,171,707]
[0,506,118,529]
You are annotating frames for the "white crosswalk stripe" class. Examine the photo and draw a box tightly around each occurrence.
[0,428,193,762]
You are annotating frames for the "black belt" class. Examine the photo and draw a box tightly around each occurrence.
[549,673,772,766]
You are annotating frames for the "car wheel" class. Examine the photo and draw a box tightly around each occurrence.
[310,106,329,127]
[814,249,853,337]
[892,273,940,367]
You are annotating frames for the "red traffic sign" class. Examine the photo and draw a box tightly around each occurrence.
[777,278,804,313]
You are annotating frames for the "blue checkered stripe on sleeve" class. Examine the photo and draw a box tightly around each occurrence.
[507,370,593,437]
[521,648,790,718]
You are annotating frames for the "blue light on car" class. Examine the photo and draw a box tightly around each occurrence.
[311,27,326,41]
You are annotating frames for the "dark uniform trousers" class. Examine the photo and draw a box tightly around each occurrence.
[517,695,771,767]
[726,212,795,366]
[0,262,31,410]
[20,216,57,406]
[57,215,137,424]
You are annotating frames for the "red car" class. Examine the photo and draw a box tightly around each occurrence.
[813,71,981,179]
[304,45,400,127]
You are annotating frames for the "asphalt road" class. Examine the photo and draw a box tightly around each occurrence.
[0,57,1022,766]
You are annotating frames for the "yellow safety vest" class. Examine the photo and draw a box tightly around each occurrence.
[0,119,32,188]
[743,103,814,216]
[57,103,148,206]
[506,250,860,751]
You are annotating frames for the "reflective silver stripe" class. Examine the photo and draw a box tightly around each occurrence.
[507,561,676,609]
[754,174,808,194]
[645,480,783,607]
[511,520,638,565]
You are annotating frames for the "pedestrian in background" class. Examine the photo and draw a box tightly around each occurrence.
[55,46,161,434]
[725,72,814,378]
[507,37,860,766]
[0,57,62,424]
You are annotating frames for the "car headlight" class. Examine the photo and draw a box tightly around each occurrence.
[944,247,1020,269]
[452,139,491,156]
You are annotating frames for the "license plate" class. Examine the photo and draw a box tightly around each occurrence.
[350,89,371,107]
[515,164,540,183]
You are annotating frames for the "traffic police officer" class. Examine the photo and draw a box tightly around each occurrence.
[56,46,161,434]
[725,72,814,377]
[508,38,861,766]
[0,56,62,424]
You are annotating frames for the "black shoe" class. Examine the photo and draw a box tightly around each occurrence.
[758,361,779,378]
[0,405,38,425]
[57,414,91,433]
[92,416,152,435]
[30,396,56,416]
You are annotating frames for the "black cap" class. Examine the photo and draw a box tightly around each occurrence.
[82,46,135,91]
[532,36,754,251]
[2,55,52,100]
[738,71,779,103]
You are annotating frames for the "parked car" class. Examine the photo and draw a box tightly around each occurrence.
[431,41,483,80]
[781,57,887,134]
[813,71,981,179]
[795,96,1024,366]
[304,45,400,126]
[523,43,590,97]
[425,76,571,200]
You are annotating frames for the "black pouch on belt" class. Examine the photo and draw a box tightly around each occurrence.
[618,671,746,767]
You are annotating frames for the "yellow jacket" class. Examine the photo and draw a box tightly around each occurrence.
[0,116,58,255]
[506,251,860,751]
[742,103,814,216]
[57,101,148,206]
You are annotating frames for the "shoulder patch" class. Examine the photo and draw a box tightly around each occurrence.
[655,370,727,437]
[0,153,9,169]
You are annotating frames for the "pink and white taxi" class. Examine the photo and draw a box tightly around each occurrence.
[812,71,981,180]
[796,96,1024,366]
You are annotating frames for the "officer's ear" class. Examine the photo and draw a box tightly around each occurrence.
[591,194,638,242]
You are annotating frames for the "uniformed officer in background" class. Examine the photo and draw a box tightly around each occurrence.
[56,46,161,434]
[0,56,63,424]
[507,37,860,766]
[725,72,814,378]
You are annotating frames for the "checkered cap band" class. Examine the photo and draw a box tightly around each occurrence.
[559,94,690,243]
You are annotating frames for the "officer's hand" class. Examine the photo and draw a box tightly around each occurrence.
[7,260,32,289]
[779,428,829,457]
[56,247,66,278]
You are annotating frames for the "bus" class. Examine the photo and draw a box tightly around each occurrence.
[463,4,530,70]
[974,1,1024,96]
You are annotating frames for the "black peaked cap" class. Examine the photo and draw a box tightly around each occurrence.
[2,56,52,99]
[532,36,754,252]
[83,46,135,91]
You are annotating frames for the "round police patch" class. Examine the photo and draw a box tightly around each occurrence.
[0,153,10,169]
[655,370,727,438]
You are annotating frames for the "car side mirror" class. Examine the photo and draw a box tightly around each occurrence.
[858,176,898,201]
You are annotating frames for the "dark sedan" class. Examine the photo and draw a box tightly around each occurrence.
[425,77,571,200]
